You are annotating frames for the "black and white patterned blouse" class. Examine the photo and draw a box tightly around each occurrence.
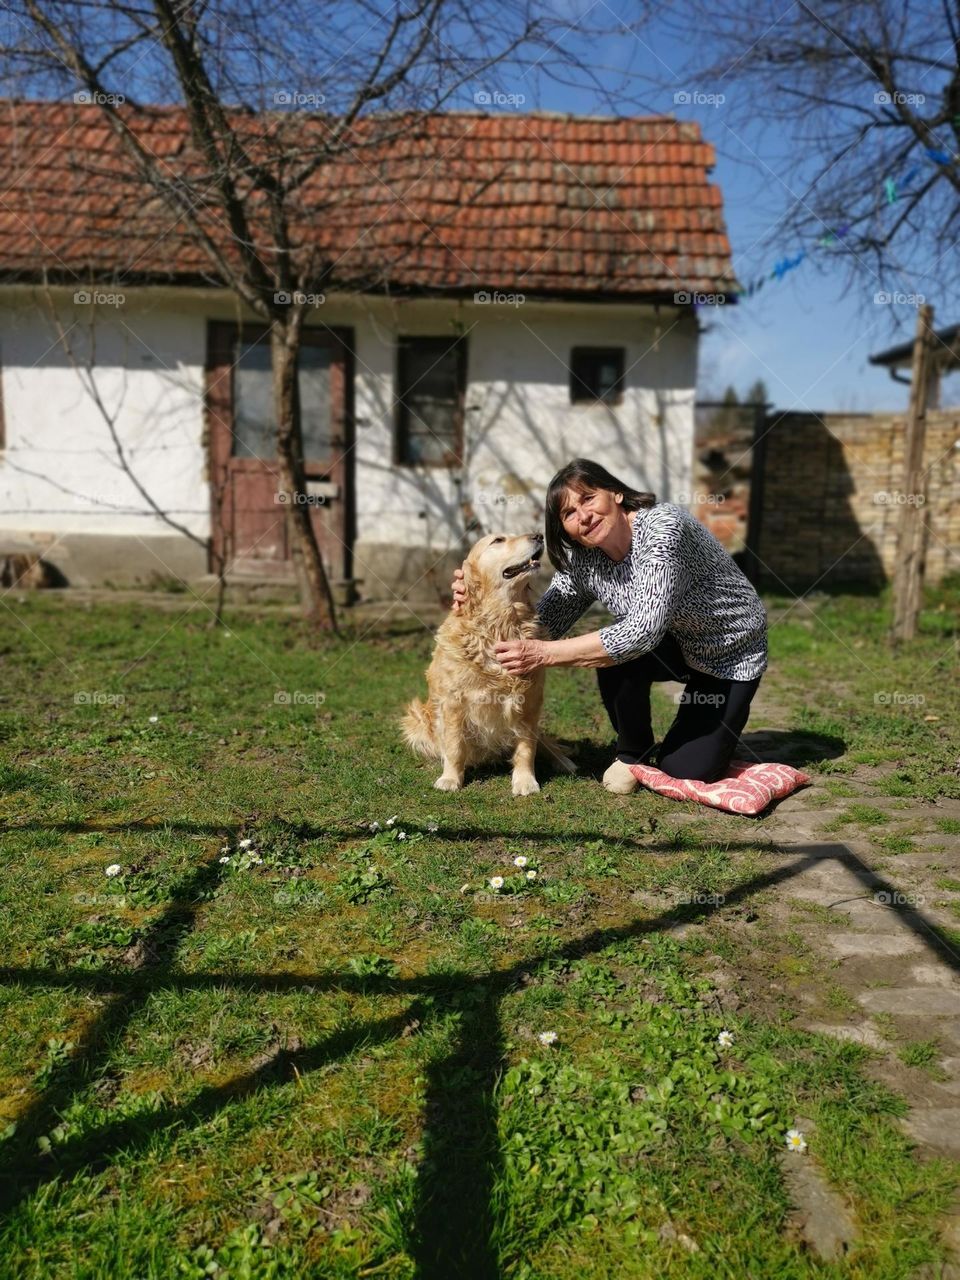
[536,502,768,681]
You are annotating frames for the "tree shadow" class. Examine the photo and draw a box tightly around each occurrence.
[2,836,956,1273]
[735,729,846,767]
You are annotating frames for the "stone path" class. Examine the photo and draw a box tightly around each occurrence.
[714,697,960,1271]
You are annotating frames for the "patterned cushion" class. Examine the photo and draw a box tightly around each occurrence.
[627,759,811,815]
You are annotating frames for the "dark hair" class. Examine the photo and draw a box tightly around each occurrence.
[545,458,656,572]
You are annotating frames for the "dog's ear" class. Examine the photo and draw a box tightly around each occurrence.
[461,559,482,614]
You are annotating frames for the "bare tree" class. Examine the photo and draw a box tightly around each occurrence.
[1,0,656,630]
[658,0,960,304]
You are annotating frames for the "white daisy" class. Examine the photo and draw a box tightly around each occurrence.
[513,855,529,868]
[398,831,407,840]
[460,883,471,894]
[426,821,439,833]
[148,715,158,723]
[239,838,254,849]
[369,821,381,832]
[386,816,398,827]
[537,1030,558,1046]
[525,870,538,881]
[218,856,231,864]
[785,1129,807,1153]
[717,1030,734,1048]
[104,864,122,877]
[489,876,504,891]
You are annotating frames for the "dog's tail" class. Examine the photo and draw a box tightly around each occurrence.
[401,698,439,759]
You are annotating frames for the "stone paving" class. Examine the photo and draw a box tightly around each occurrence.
[712,703,960,1270]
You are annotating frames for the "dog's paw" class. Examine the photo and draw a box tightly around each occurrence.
[434,775,462,791]
[511,773,540,797]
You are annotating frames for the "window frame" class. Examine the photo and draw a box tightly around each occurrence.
[394,334,468,468]
[569,345,626,406]
[227,326,340,462]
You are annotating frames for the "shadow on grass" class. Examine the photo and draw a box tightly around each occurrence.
[735,729,846,767]
[2,828,959,1272]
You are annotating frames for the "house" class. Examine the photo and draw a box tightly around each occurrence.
[869,322,960,410]
[0,102,737,600]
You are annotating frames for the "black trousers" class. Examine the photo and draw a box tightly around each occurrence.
[596,633,762,784]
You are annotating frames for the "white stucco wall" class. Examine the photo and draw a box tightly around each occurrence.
[0,286,699,585]
[350,295,697,554]
[0,288,209,538]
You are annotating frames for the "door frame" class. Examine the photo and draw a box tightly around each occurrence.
[205,320,356,584]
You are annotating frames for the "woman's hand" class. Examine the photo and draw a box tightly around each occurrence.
[451,566,466,613]
[494,638,547,675]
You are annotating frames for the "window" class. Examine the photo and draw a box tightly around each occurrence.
[396,336,467,466]
[233,339,333,460]
[569,347,625,404]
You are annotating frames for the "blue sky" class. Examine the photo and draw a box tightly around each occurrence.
[443,5,954,412]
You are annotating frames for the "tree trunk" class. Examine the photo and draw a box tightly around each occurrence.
[271,320,339,633]
[890,304,933,646]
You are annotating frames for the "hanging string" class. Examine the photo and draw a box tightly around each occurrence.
[720,125,957,303]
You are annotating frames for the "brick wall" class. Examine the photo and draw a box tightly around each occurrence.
[753,409,960,589]
[692,403,763,557]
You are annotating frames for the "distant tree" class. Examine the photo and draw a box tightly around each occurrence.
[744,379,769,406]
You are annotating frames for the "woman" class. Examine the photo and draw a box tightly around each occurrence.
[452,458,768,790]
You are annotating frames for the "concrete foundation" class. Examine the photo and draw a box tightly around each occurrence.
[5,530,208,589]
[4,529,467,604]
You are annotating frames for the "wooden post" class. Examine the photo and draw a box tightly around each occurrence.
[890,303,934,645]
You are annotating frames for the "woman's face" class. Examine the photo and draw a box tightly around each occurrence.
[559,485,623,549]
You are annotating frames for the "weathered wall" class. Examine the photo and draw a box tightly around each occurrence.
[754,410,960,588]
[0,287,700,596]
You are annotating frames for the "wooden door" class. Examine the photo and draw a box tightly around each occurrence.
[207,323,354,583]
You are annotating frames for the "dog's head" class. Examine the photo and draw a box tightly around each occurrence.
[461,531,544,613]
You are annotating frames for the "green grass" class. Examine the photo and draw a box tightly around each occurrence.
[0,585,958,1279]
[898,1039,944,1077]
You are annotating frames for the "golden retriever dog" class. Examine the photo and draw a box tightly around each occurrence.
[402,532,575,796]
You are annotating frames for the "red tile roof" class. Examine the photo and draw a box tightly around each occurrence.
[0,101,737,299]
